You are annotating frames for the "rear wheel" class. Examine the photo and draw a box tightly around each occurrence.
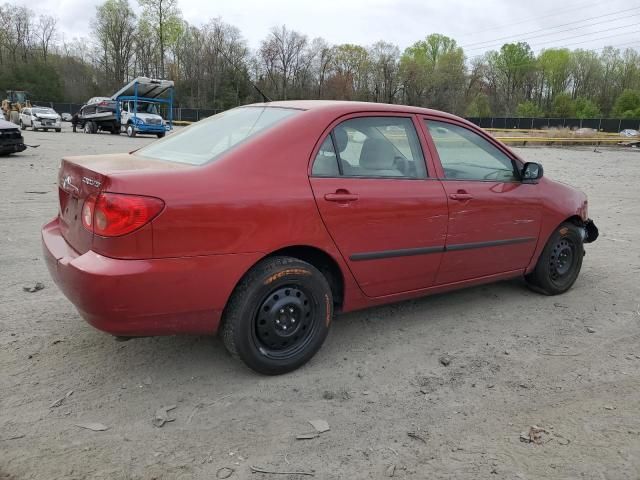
[526,222,584,295]
[83,121,95,134]
[221,256,333,375]
[56,128,61,133]
[157,132,165,138]
[20,120,25,130]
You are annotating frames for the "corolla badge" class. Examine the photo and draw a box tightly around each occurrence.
[82,176,101,188]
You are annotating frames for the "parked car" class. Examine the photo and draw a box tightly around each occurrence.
[61,112,72,122]
[42,101,599,374]
[75,97,119,134]
[0,117,26,155]
[19,106,61,132]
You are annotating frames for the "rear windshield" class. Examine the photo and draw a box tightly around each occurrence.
[135,106,300,165]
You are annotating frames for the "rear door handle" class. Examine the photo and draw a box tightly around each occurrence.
[325,192,359,202]
[449,192,473,201]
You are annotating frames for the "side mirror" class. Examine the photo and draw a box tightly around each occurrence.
[522,162,543,182]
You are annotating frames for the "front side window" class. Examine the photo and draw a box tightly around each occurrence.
[312,116,427,179]
[426,120,518,181]
[136,106,300,165]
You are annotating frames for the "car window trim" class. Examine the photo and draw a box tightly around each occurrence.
[329,131,344,176]
[420,116,524,183]
[309,113,430,181]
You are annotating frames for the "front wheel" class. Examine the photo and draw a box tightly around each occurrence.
[126,124,136,137]
[20,120,25,130]
[221,256,333,375]
[156,132,165,138]
[526,222,584,295]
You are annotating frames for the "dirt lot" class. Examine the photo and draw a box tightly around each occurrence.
[1,125,639,480]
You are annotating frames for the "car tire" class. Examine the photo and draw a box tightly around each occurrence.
[56,128,61,132]
[221,256,333,375]
[525,222,584,295]
[126,124,136,137]
[157,132,165,139]
[84,121,95,134]
[20,120,25,130]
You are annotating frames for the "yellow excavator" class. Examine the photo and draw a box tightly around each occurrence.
[2,90,31,124]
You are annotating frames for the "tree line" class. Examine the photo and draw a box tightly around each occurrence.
[1,0,640,118]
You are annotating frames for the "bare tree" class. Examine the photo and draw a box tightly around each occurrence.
[36,14,56,62]
[259,25,308,100]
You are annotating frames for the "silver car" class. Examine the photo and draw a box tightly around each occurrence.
[19,107,62,132]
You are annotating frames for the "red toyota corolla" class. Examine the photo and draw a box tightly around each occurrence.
[42,101,598,374]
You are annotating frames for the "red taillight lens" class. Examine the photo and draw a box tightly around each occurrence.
[82,193,164,237]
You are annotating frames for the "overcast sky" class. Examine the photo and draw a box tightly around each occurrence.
[35,0,640,57]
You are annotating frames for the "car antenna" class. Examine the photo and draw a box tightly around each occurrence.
[216,46,272,103]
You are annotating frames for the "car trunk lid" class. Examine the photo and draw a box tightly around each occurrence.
[57,153,189,255]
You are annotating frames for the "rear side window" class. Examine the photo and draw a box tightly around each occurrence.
[312,117,427,179]
[312,136,340,176]
[136,106,300,165]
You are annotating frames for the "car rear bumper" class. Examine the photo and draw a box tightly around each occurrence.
[42,217,263,336]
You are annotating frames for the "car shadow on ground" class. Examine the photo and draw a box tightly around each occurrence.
[68,278,534,383]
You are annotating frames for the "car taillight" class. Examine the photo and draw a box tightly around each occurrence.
[81,193,164,237]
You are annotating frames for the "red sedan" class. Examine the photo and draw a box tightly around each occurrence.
[42,101,598,374]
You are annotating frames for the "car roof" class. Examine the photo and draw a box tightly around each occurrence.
[243,100,462,122]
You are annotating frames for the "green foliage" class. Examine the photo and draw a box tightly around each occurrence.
[613,89,640,117]
[516,101,544,118]
[574,97,600,119]
[0,62,64,101]
[400,34,465,112]
[465,95,491,117]
[551,93,576,118]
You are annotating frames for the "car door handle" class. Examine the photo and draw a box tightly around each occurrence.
[325,191,359,202]
[449,192,473,201]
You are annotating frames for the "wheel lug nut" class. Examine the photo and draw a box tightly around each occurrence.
[283,326,287,330]
[289,307,294,313]
[279,309,284,314]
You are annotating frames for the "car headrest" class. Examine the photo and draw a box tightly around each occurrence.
[359,138,396,170]
[333,127,348,153]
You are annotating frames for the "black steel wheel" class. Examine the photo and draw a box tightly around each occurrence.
[526,222,584,295]
[221,256,333,375]
[253,286,318,360]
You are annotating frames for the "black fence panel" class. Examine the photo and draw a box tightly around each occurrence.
[466,117,480,126]
[619,119,640,131]
[600,118,621,132]
[580,118,600,129]
[502,117,519,129]
[531,118,549,129]
[564,118,582,129]
[518,117,534,129]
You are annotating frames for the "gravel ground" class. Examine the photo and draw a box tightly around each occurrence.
[1,125,639,480]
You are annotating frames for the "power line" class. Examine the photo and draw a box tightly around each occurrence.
[532,24,640,48]
[467,21,640,52]
[461,7,640,48]
[454,0,604,38]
